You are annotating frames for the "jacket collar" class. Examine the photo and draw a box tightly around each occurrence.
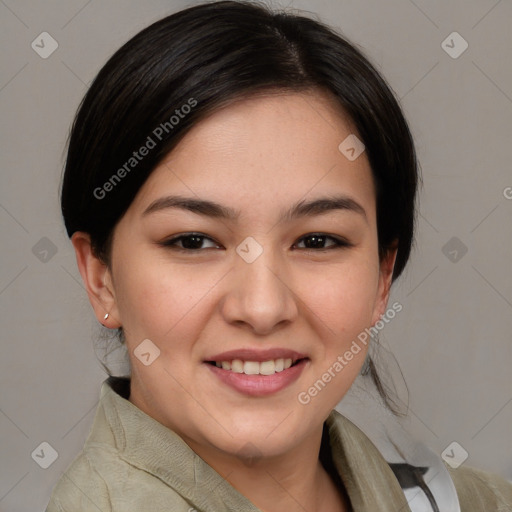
[89,377,410,511]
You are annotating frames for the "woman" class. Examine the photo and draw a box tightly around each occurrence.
[47,1,512,511]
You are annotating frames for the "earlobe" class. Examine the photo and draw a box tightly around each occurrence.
[70,232,121,328]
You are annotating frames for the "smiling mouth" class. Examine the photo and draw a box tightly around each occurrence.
[206,358,308,376]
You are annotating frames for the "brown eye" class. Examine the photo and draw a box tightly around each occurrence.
[295,233,351,251]
[161,233,221,251]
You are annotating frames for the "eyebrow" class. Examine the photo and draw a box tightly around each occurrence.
[142,194,367,223]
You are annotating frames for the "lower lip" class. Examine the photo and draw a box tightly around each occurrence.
[205,360,308,397]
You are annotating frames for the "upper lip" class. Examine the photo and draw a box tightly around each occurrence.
[205,348,308,363]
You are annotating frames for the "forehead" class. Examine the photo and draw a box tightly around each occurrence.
[129,90,376,222]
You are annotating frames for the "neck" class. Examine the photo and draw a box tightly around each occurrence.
[182,424,349,512]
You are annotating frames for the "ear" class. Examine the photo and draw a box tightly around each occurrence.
[371,241,398,326]
[70,232,121,328]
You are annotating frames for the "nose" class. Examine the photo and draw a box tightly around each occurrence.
[220,243,299,336]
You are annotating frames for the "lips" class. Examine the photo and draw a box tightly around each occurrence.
[205,349,307,374]
[204,348,309,396]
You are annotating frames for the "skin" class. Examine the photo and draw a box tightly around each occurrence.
[72,89,397,512]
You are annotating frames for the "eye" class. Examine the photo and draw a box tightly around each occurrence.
[159,232,351,253]
[294,233,351,251]
[160,233,221,251]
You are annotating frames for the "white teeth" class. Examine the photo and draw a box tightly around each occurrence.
[259,360,275,375]
[231,359,244,373]
[213,357,300,375]
[243,361,260,375]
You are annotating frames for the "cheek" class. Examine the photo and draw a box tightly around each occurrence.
[114,243,380,357]
[299,257,380,335]
[297,261,379,405]
[113,254,224,345]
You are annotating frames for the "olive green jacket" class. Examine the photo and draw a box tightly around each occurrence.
[46,379,512,512]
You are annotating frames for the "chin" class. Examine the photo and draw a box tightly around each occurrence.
[212,413,311,456]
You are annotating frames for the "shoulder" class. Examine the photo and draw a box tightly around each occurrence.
[46,379,205,511]
[45,446,112,512]
[45,443,195,512]
[447,464,512,511]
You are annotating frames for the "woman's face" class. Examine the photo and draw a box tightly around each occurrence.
[102,90,395,460]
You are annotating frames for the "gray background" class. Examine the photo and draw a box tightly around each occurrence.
[0,0,511,510]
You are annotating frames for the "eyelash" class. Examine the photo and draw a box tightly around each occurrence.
[159,232,352,253]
